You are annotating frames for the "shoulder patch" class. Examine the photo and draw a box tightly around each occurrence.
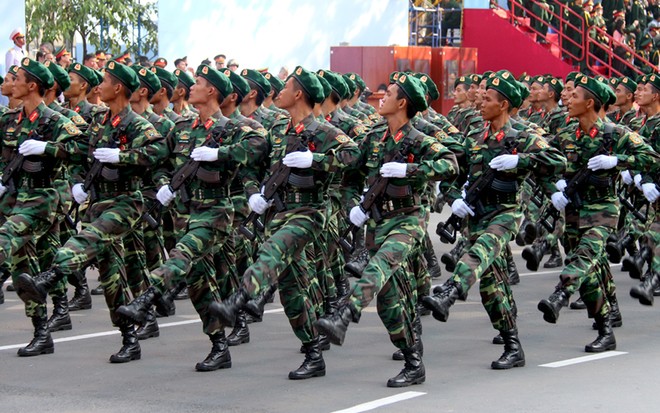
[448,126,460,134]
[336,134,350,144]
[145,129,158,140]
[64,123,80,135]
[71,115,86,125]
[430,142,443,152]
[628,133,643,145]
[536,139,549,149]
[241,125,252,133]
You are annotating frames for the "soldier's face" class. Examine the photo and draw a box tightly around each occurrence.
[1,74,14,97]
[98,73,117,102]
[560,81,574,103]
[378,84,402,116]
[275,78,296,109]
[614,84,631,106]
[567,87,590,117]
[480,89,506,121]
[636,83,658,107]
[475,80,487,107]
[453,84,467,103]
[11,70,31,99]
[530,82,543,102]
[189,77,211,105]
[467,83,478,101]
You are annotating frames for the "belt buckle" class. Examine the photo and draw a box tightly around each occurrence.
[295,192,301,203]
[387,200,394,212]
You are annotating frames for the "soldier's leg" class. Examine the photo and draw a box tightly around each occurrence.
[143,220,165,271]
[122,229,150,298]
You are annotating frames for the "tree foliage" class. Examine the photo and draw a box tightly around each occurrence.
[26,0,158,58]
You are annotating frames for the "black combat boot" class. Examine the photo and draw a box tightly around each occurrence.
[594,295,622,328]
[423,235,443,279]
[289,338,326,380]
[226,310,250,346]
[90,285,104,295]
[116,286,163,325]
[630,271,660,306]
[195,332,231,371]
[47,295,72,332]
[314,302,359,346]
[208,288,250,327]
[344,248,369,278]
[440,237,466,272]
[243,284,276,321]
[136,309,160,340]
[393,317,423,360]
[416,300,431,317]
[537,288,570,323]
[17,315,54,357]
[606,233,631,264]
[585,313,616,353]
[421,279,464,322]
[15,268,66,304]
[67,270,92,311]
[622,245,651,279]
[543,246,563,268]
[493,301,518,344]
[110,323,141,363]
[507,253,520,285]
[156,281,187,317]
[569,297,587,310]
[522,221,539,245]
[387,345,426,387]
[522,240,548,271]
[491,329,525,369]
[335,275,351,300]
[175,286,189,300]
[6,283,15,291]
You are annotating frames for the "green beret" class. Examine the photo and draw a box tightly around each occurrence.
[575,75,610,106]
[93,70,105,87]
[545,77,564,96]
[487,75,522,108]
[173,68,195,89]
[392,72,428,113]
[68,63,98,87]
[150,66,178,90]
[346,72,366,92]
[594,75,608,86]
[413,72,439,101]
[131,65,161,94]
[636,74,646,84]
[105,60,140,92]
[646,73,660,92]
[44,60,70,91]
[195,64,232,98]
[518,73,531,84]
[315,73,332,100]
[264,72,284,94]
[0,74,3,85]
[8,65,19,76]
[496,70,516,84]
[317,70,348,100]
[516,80,530,102]
[289,66,325,104]
[565,71,580,83]
[454,75,472,88]
[592,77,616,105]
[241,69,271,96]
[222,68,251,99]
[608,77,620,89]
[618,76,637,93]
[470,74,482,85]
[20,58,54,89]
[342,73,357,98]
[482,71,494,79]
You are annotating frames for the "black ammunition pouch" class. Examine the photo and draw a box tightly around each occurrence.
[190,185,228,200]
[284,189,324,206]
[196,167,225,184]
[96,179,140,195]
[288,173,315,189]
[21,175,54,189]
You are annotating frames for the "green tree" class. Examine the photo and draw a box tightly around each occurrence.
[26,0,158,59]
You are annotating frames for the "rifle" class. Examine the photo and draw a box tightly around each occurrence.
[2,128,51,195]
[618,185,649,223]
[436,131,519,244]
[239,122,319,241]
[540,123,616,232]
[337,129,419,253]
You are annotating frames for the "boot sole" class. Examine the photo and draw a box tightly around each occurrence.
[227,337,250,346]
[48,323,73,332]
[288,370,326,380]
[630,288,654,306]
[491,359,525,369]
[136,331,160,340]
[68,303,92,311]
[109,352,141,363]
[521,249,540,272]
[17,346,54,357]
[386,376,426,387]
[195,361,232,371]
[585,343,616,353]
[420,297,449,322]
[537,301,558,324]
[15,274,48,304]
[314,320,346,346]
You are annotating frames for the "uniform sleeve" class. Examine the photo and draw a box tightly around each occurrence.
[117,121,167,167]
[311,128,360,173]
[613,130,660,173]
[216,126,270,198]
[516,132,567,196]
[406,134,458,184]
[44,118,88,161]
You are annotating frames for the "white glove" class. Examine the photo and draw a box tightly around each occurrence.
[93,148,121,163]
[451,199,475,218]
[489,154,519,171]
[248,193,271,214]
[380,162,408,178]
[587,154,618,171]
[72,183,88,204]
[0,182,6,198]
[349,205,370,227]
[156,185,176,206]
[551,191,569,210]
[282,150,314,168]
[634,174,643,190]
[18,139,48,156]
[555,179,567,192]
[642,183,659,203]
[190,147,219,162]
[620,170,633,185]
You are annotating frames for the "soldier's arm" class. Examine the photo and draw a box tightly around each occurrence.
[339,130,371,208]
[519,132,567,195]
[117,121,166,167]
[44,118,87,160]
[217,126,270,198]
[613,130,660,174]
[311,127,360,173]
[406,134,458,184]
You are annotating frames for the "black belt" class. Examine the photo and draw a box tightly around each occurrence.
[490,178,518,193]
[481,190,518,206]
[191,186,228,200]
[581,186,614,203]
[97,179,140,195]
[284,190,323,206]
[587,174,613,188]
[385,184,413,198]
[288,173,315,189]
[20,175,53,189]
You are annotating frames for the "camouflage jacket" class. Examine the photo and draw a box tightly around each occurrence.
[70,99,108,126]
[540,105,568,136]
[611,107,643,132]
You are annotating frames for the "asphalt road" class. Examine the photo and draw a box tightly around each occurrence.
[1,212,659,413]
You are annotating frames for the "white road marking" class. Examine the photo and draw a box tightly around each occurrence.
[331,391,426,413]
[0,307,284,351]
[539,351,628,368]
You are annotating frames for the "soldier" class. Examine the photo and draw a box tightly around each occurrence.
[240,68,286,131]
[15,60,166,361]
[447,75,473,125]
[116,64,268,371]
[0,58,83,355]
[2,65,23,110]
[150,66,182,123]
[207,66,359,380]
[315,73,458,387]
[537,75,659,352]
[263,72,289,118]
[65,63,106,125]
[611,76,643,131]
[423,72,565,369]
[171,68,196,117]
[341,74,371,125]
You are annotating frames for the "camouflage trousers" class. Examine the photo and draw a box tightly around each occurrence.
[216,195,253,299]
[149,201,233,335]
[122,228,150,299]
[348,210,425,349]
[2,188,60,318]
[241,207,324,344]
[559,222,613,318]
[52,194,143,326]
[451,207,520,332]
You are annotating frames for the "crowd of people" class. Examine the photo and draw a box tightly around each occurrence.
[0,24,659,391]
